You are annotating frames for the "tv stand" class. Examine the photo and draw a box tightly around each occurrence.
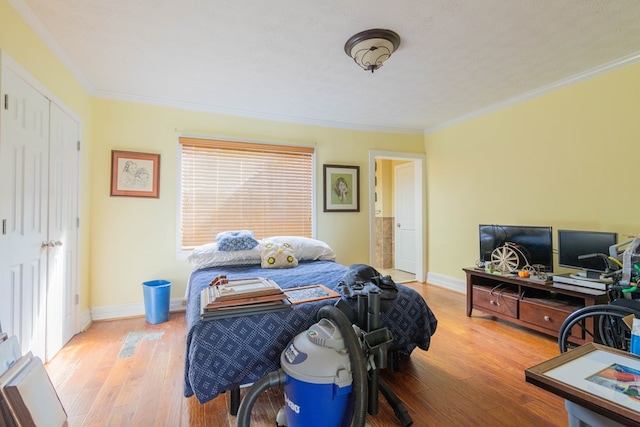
[464,268,608,343]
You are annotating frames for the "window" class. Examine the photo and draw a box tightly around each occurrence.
[179,137,314,251]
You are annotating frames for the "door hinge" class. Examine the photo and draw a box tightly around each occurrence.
[75,294,79,305]
[76,217,80,228]
[77,140,81,151]
[2,219,6,235]
[3,94,7,110]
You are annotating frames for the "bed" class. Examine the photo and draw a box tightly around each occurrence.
[183,236,438,405]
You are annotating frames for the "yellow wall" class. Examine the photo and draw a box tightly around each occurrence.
[1,0,423,310]
[5,0,640,311]
[425,62,640,280]
[90,99,424,306]
[1,0,93,311]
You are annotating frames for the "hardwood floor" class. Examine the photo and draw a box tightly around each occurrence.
[45,283,568,426]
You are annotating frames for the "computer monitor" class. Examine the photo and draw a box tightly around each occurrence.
[479,224,553,272]
[557,229,618,279]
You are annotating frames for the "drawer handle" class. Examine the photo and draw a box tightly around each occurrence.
[543,315,550,322]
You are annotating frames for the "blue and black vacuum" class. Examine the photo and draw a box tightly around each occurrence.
[236,291,412,427]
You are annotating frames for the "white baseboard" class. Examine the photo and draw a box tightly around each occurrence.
[426,272,466,294]
[88,274,464,321]
[79,308,92,331]
[90,298,186,321]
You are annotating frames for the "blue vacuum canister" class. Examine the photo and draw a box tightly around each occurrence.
[279,318,354,427]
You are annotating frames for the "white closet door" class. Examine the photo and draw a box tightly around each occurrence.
[0,67,50,360]
[46,103,79,359]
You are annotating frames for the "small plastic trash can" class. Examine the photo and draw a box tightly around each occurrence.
[142,280,171,324]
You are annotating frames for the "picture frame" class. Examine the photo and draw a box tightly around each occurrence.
[525,342,640,426]
[110,150,160,198]
[284,284,340,305]
[323,164,359,212]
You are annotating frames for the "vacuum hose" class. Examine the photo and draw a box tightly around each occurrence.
[235,305,368,427]
[236,369,287,427]
[316,305,368,427]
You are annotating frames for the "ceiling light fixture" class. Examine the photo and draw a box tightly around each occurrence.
[344,29,401,73]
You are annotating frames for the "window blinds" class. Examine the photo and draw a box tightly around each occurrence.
[179,137,314,250]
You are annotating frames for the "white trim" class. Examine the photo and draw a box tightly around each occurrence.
[90,298,186,321]
[100,91,424,135]
[424,51,640,135]
[1,49,84,339]
[79,308,92,331]
[0,51,83,123]
[426,272,466,294]
[8,0,640,135]
[369,151,426,282]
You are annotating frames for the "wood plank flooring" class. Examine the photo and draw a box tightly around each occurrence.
[45,283,569,426]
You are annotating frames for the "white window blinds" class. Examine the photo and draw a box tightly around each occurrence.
[179,137,314,250]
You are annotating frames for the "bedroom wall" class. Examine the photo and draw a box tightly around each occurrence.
[90,99,424,308]
[0,0,93,313]
[424,60,640,285]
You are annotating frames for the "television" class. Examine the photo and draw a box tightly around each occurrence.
[479,224,553,272]
[557,229,618,279]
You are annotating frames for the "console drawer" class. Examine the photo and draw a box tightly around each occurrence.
[472,285,519,319]
[520,298,581,332]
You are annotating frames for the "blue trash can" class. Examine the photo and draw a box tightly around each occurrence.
[142,280,171,324]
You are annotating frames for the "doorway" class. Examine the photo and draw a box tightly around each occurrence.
[369,151,425,283]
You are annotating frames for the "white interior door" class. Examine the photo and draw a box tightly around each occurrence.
[46,103,79,359]
[394,162,416,273]
[0,67,50,360]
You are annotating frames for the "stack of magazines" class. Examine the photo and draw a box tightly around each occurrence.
[200,276,292,320]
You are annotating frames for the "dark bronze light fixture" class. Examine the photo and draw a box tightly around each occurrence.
[344,29,401,73]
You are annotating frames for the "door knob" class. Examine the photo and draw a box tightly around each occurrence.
[396,223,401,228]
[42,240,63,249]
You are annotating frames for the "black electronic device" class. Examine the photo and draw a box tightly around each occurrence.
[557,229,618,279]
[479,224,553,272]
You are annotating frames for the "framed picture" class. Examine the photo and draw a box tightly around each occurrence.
[525,343,640,426]
[323,164,359,212]
[110,150,160,198]
[284,284,340,305]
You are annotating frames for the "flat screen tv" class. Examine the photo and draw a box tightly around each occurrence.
[557,229,618,279]
[479,224,553,272]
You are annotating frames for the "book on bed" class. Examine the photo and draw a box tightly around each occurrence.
[200,276,292,319]
[200,298,293,320]
[208,277,283,300]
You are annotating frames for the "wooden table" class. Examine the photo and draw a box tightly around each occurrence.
[525,343,640,427]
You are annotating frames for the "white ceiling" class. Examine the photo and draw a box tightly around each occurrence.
[11,0,640,134]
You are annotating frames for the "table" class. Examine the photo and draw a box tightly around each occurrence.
[525,343,640,427]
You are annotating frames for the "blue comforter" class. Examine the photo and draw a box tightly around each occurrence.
[184,260,438,403]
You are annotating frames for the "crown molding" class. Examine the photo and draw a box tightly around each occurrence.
[424,51,640,135]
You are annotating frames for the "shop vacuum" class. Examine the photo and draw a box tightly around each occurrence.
[236,290,413,427]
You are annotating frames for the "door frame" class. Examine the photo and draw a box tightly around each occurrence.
[368,150,426,282]
[1,50,82,342]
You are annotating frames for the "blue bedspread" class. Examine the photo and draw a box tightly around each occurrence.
[184,260,438,403]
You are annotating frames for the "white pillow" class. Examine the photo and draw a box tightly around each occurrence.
[260,242,299,269]
[262,236,336,261]
[187,242,261,270]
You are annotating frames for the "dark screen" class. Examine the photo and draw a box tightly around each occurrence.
[557,230,617,272]
[479,224,553,272]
